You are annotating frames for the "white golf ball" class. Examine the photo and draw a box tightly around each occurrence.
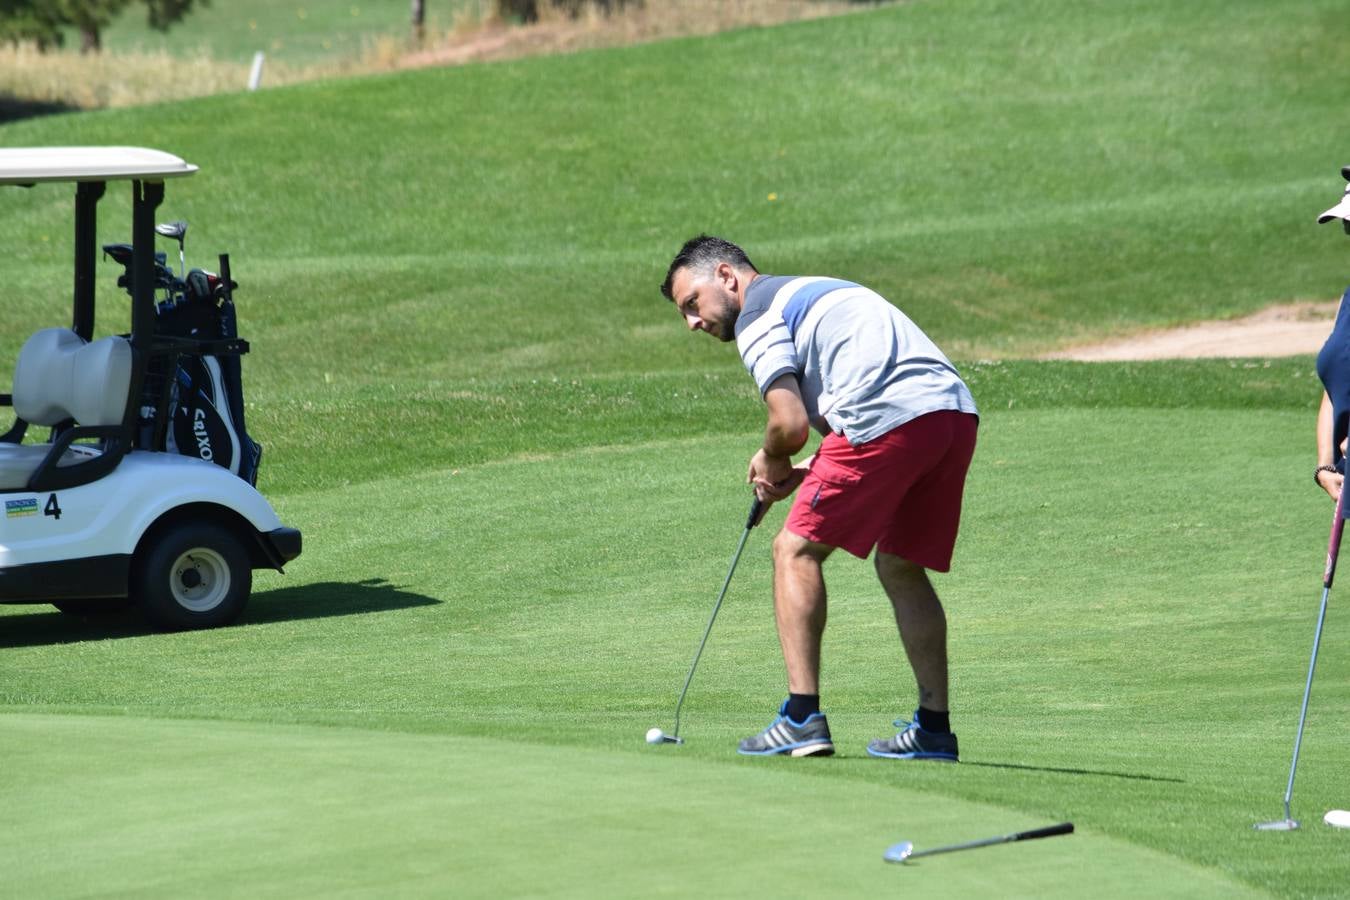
[646,727,665,745]
[1325,809,1350,829]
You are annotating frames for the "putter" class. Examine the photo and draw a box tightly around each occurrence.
[884,822,1074,864]
[1255,479,1347,831]
[663,496,764,744]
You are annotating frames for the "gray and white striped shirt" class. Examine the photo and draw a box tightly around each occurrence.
[735,275,977,445]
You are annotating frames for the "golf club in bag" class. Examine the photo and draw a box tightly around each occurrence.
[103,230,262,485]
[1255,476,1346,831]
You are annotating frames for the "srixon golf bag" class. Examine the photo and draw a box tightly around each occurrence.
[103,244,262,485]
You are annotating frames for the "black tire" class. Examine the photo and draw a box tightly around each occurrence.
[52,598,133,616]
[133,522,252,630]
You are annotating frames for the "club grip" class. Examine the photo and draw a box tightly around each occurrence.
[746,497,765,530]
[1326,485,1348,588]
[1014,822,1074,842]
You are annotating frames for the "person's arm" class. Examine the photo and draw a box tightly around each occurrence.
[748,373,810,502]
[1317,390,1343,501]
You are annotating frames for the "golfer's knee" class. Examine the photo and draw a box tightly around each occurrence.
[875,552,924,580]
[773,528,823,568]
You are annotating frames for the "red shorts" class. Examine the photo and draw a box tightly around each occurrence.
[785,410,977,570]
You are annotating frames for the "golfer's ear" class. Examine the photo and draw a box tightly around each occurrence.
[715,261,737,290]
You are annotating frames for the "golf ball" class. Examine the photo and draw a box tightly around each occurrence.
[646,727,665,745]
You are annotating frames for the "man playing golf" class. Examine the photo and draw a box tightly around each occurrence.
[661,235,979,759]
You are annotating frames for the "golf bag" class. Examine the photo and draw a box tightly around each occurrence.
[159,284,261,486]
[104,243,262,485]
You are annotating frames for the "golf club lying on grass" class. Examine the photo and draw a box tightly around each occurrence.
[1255,478,1346,832]
[884,822,1074,864]
[647,496,764,746]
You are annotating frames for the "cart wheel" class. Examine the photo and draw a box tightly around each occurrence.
[134,522,251,630]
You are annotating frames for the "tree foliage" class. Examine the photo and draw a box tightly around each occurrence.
[0,0,65,50]
[0,0,204,53]
[495,0,640,25]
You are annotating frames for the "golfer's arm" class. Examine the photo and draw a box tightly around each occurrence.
[762,373,810,459]
[1319,392,1335,466]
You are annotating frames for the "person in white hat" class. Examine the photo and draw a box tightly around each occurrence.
[1313,166,1350,502]
[1312,167,1350,831]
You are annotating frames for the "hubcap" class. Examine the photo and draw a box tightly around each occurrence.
[169,547,230,612]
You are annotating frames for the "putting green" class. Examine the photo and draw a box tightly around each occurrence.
[1,713,1264,898]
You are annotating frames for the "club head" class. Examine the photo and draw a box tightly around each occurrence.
[1254,819,1300,831]
[645,727,684,746]
[883,841,914,864]
[155,220,187,243]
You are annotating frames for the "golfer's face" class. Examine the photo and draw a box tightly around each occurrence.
[671,267,737,342]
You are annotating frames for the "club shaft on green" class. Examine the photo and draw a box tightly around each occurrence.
[908,834,1010,860]
[671,497,762,739]
[910,823,1075,860]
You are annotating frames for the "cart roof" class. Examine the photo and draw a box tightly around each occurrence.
[0,146,197,185]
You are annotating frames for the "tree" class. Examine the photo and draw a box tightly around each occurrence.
[411,0,425,46]
[494,0,639,24]
[495,0,537,22]
[0,0,65,50]
[0,0,205,53]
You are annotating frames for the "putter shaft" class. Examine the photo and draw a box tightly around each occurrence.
[1258,485,1346,831]
[671,497,763,739]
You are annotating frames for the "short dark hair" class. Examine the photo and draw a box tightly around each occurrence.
[661,234,757,301]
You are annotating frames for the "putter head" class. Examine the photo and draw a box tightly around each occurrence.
[664,734,684,745]
[883,841,914,863]
[1254,819,1300,831]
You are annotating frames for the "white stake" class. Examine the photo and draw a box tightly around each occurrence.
[248,52,265,91]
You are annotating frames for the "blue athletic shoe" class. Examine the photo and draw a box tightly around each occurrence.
[867,712,959,762]
[738,701,835,757]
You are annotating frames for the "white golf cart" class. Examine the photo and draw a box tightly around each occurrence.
[0,147,301,629]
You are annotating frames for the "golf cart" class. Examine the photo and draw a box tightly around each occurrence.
[0,147,300,629]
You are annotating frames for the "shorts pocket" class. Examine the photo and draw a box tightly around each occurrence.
[802,455,862,513]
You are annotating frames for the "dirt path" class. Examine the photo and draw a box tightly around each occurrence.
[397,1,864,70]
[1040,301,1338,361]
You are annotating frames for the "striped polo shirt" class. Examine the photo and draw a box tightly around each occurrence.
[734,275,978,446]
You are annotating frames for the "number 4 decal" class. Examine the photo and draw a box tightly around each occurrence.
[44,493,61,520]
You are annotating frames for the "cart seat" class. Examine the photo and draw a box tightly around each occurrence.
[0,328,131,491]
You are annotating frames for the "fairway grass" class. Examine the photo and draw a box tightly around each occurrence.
[3,412,1347,897]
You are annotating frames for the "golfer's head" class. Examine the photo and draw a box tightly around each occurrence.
[662,235,757,342]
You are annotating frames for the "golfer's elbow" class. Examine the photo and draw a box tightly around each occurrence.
[764,415,810,457]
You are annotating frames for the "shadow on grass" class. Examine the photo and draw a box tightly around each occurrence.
[964,760,1184,784]
[0,94,79,124]
[0,578,440,648]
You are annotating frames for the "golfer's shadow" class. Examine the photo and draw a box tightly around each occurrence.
[964,760,1184,784]
[0,578,440,648]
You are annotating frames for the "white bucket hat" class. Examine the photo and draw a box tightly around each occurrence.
[1317,165,1350,224]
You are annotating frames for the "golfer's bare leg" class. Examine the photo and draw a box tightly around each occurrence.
[772,529,834,695]
[875,551,948,712]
